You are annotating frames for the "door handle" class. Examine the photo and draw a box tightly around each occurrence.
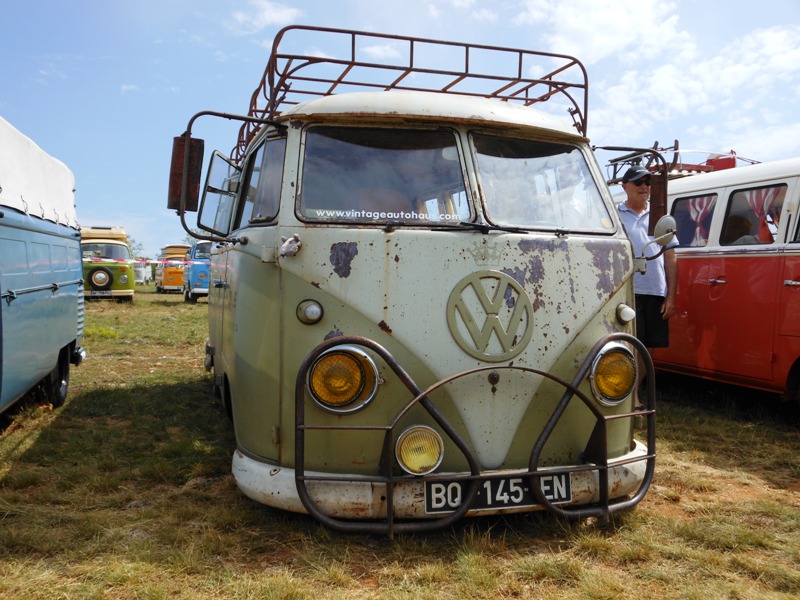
[785,280,800,287]
[213,279,227,289]
[708,278,727,285]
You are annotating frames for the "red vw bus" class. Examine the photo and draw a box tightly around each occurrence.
[652,157,800,406]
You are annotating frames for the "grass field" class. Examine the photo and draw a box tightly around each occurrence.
[1,287,799,599]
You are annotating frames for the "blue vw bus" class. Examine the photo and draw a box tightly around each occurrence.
[0,116,85,413]
[182,240,211,303]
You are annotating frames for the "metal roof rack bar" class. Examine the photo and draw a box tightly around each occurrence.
[233,25,588,162]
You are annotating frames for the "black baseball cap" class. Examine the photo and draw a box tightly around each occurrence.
[621,166,651,183]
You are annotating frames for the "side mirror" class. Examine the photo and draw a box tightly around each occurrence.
[652,215,677,247]
[633,215,677,273]
[167,134,205,213]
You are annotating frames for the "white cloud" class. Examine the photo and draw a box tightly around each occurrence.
[226,0,303,35]
[120,84,140,93]
[512,0,690,65]
[472,9,498,23]
[363,44,403,60]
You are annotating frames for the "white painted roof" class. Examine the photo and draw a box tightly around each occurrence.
[280,91,583,140]
[668,156,800,197]
[0,116,78,228]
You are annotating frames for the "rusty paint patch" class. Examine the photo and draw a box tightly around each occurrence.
[378,320,393,334]
[324,329,344,341]
[311,281,320,288]
[586,239,631,298]
[330,241,358,278]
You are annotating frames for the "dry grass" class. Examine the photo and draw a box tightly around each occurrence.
[1,287,799,599]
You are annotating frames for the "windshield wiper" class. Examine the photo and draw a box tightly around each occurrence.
[430,222,530,234]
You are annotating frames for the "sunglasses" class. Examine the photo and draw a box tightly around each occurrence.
[631,177,651,187]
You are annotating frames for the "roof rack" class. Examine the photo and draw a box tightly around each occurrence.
[604,140,760,184]
[233,25,588,162]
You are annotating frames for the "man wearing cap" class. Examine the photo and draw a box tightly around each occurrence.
[617,165,678,408]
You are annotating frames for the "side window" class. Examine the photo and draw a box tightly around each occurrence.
[671,194,717,247]
[251,137,286,222]
[793,213,800,243]
[198,151,240,237]
[233,143,266,229]
[721,184,786,246]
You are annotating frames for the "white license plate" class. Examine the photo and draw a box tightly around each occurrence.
[425,473,572,514]
[89,290,112,297]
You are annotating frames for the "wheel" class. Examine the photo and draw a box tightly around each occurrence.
[187,291,197,304]
[183,287,190,302]
[45,348,70,408]
[88,266,113,291]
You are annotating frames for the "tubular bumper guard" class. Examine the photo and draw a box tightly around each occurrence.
[288,333,656,538]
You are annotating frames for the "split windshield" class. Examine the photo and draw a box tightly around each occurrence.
[298,126,613,231]
[81,243,132,261]
[474,134,613,231]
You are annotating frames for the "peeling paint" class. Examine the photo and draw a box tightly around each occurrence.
[378,320,392,334]
[330,241,358,277]
[586,239,630,298]
[324,329,344,341]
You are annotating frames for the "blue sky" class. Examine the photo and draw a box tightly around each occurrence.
[3,0,800,257]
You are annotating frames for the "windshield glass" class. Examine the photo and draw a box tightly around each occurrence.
[81,243,132,261]
[473,134,614,232]
[299,126,471,224]
[195,241,212,259]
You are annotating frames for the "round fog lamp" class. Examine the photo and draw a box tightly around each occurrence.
[396,426,444,475]
[590,343,637,406]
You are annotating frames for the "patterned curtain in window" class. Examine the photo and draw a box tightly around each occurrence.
[744,187,781,242]
[688,195,716,246]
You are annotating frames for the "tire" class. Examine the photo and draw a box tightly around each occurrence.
[88,266,113,291]
[187,291,197,304]
[183,287,190,302]
[46,348,70,408]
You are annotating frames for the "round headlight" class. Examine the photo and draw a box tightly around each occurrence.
[119,274,129,284]
[395,426,444,475]
[589,342,637,406]
[307,346,378,413]
[198,271,208,280]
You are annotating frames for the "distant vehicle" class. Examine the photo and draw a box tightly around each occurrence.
[134,260,152,285]
[81,226,136,301]
[182,241,211,303]
[652,156,800,407]
[0,116,85,414]
[168,25,674,536]
[155,244,190,293]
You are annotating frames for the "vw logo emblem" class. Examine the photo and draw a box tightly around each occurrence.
[446,271,533,361]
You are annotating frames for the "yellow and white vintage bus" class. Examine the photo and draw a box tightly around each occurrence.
[155,243,190,294]
[168,26,671,536]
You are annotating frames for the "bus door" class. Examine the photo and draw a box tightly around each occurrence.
[201,136,285,461]
[703,184,788,381]
[198,151,240,396]
[777,191,800,338]
[778,255,800,337]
